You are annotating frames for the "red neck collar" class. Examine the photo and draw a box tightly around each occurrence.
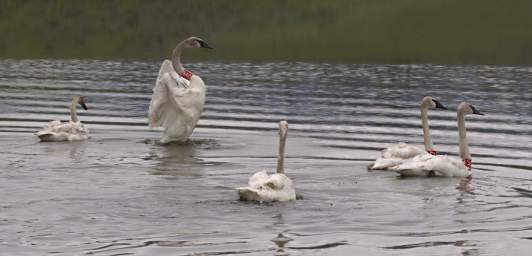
[179,70,193,80]
[463,158,472,171]
[427,150,437,156]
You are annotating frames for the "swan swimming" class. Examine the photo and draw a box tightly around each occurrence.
[237,121,296,202]
[36,96,89,142]
[391,102,484,177]
[369,96,447,170]
[148,36,213,143]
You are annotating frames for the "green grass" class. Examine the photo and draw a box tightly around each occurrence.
[1,0,532,65]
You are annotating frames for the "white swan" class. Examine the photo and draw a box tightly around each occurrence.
[391,102,484,177]
[369,96,447,170]
[36,96,89,142]
[237,121,296,202]
[148,36,213,143]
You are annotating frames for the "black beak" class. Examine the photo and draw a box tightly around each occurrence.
[432,99,447,110]
[470,105,484,115]
[80,103,88,110]
[197,39,213,49]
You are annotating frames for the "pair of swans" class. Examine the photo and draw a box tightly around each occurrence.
[36,96,89,142]
[36,37,213,143]
[369,96,447,170]
[148,38,293,202]
[370,97,484,177]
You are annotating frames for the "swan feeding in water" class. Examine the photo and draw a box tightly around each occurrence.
[391,102,484,177]
[369,96,447,170]
[148,36,213,143]
[237,121,296,202]
[36,96,89,142]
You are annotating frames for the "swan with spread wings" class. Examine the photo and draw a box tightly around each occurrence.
[148,36,213,143]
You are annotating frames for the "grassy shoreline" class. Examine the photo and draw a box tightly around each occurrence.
[1,0,532,65]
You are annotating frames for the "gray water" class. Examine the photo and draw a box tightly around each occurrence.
[0,60,531,256]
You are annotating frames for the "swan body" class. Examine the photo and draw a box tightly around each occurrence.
[148,37,212,143]
[391,102,484,178]
[237,171,296,202]
[37,120,89,142]
[370,142,425,170]
[391,154,469,177]
[369,96,446,170]
[237,121,296,202]
[36,96,89,142]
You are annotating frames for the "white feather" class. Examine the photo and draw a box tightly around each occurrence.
[391,154,470,177]
[237,171,296,202]
[370,142,425,170]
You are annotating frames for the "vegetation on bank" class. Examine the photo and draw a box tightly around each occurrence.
[1,0,532,65]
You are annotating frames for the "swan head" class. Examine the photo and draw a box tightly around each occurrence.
[183,37,213,49]
[278,121,288,140]
[77,96,88,110]
[459,102,484,115]
[422,96,447,110]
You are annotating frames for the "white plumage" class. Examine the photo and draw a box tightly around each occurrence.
[391,154,469,177]
[237,171,296,202]
[370,142,425,170]
[36,120,89,142]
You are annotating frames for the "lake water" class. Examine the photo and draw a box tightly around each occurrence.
[0,59,531,255]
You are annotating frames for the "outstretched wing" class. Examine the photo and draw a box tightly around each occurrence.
[148,60,205,130]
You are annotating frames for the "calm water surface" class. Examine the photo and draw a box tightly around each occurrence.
[0,60,531,255]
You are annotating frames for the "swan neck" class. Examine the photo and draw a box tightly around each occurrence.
[171,41,185,74]
[276,133,287,174]
[458,111,470,160]
[70,97,78,122]
[420,106,434,151]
